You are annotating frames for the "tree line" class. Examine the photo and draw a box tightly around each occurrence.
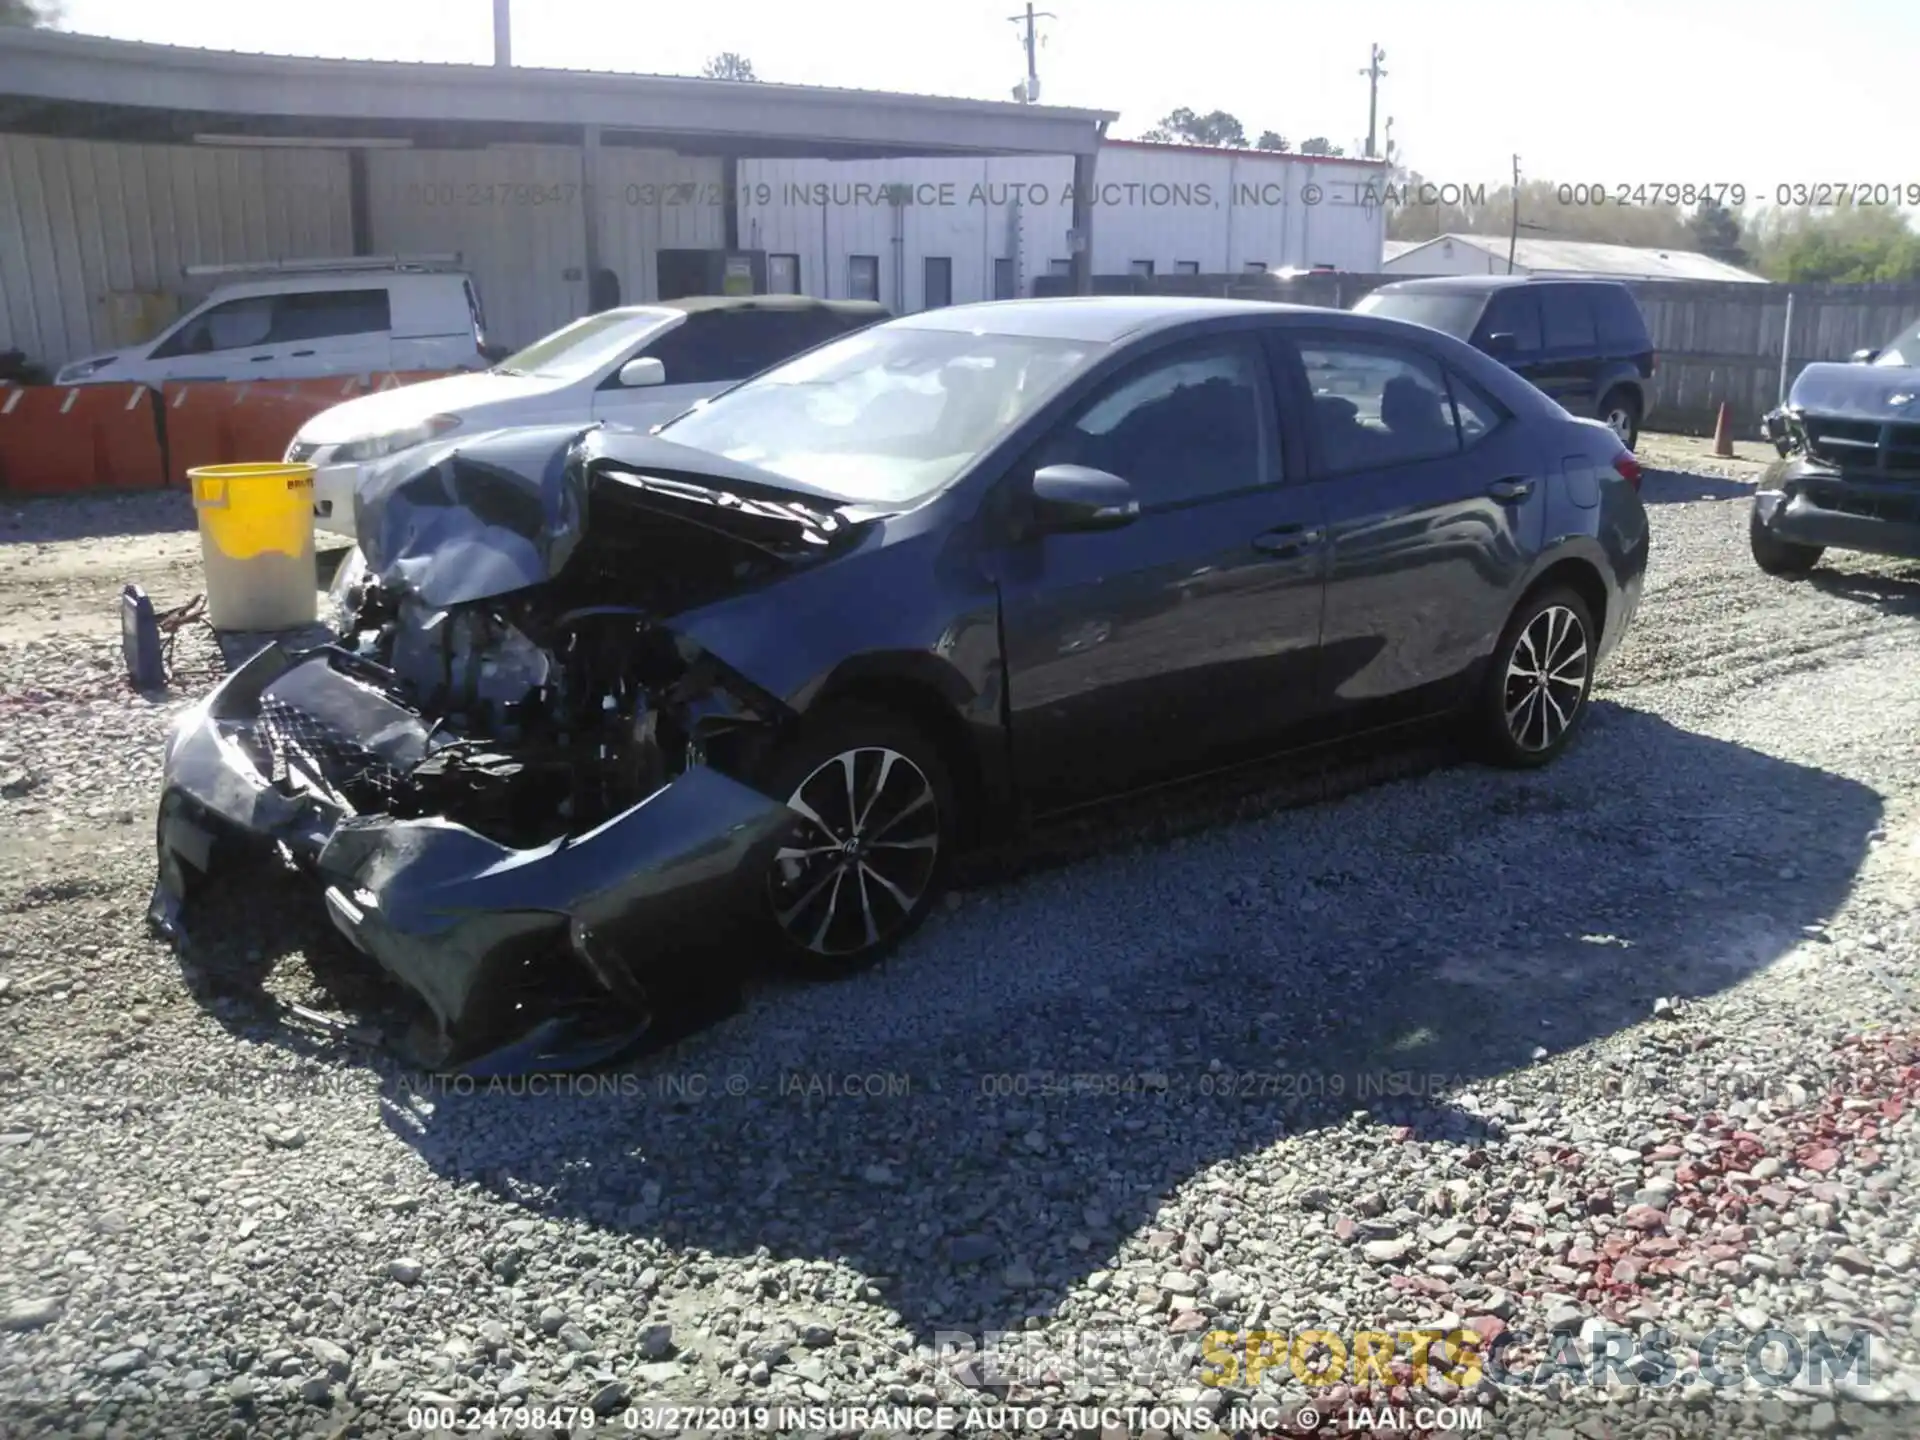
[1136,107,1920,283]
[1385,172,1920,283]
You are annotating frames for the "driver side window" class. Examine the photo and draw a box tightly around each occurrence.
[151,296,274,359]
[1031,337,1273,509]
[633,312,743,386]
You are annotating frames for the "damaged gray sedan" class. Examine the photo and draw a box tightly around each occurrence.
[151,299,1647,1074]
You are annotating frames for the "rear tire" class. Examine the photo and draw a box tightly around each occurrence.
[747,704,955,979]
[1475,586,1597,769]
[1749,506,1823,576]
[1598,387,1641,450]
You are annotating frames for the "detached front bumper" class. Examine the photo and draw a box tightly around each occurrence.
[1755,461,1920,561]
[151,643,798,1073]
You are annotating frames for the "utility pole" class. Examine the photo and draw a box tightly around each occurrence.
[1507,154,1521,274]
[493,0,511,67]
[1009,2,1056,103]
[1358,44,1387,158]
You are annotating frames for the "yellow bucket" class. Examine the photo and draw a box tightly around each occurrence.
[188,463,320,631]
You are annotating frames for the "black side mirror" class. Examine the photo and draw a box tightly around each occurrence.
[1030,464,1139,534]
[1851,348,1880,365]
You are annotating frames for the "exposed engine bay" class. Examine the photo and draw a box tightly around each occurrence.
[152,424,875,1074]
[323,573,757,849]
[302,425,861,845]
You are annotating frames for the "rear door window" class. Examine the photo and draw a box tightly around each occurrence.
[1592,287,1648,348]
[1295,340,1466,472]
[1539,287,1598,350]
[268,289,392,344]
[1477,288,1543,352]
[1444,369,1509,447]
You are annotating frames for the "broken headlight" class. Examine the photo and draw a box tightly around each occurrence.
[1761,406,1797,459]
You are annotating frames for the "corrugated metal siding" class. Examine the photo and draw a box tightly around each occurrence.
[596,149,726,303]
[738,147,1385,309]
[740,155,1062,308]
[0,133,351,369]
[365,146,588,351]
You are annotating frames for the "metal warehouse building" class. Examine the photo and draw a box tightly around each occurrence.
[736,141,1388,314]
[0,30,1386,370]
[0,29,1119,369]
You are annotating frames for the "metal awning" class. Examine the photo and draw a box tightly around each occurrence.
[0,30,1115,159]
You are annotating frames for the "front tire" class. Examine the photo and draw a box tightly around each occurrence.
[1476,586,1596,768]
[750,705,954,978]
[1749,506,1823,576]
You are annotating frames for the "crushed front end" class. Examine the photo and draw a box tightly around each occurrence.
[151,425,863,1073]
[1759,365,1920,561]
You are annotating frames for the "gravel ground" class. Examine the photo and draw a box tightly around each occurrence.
[3,434,1919,1440]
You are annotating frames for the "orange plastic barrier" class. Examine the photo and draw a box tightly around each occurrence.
[160,372,457,485]
[0,383,166,496]
[0,372,459,495]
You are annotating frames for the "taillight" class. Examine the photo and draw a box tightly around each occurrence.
[1613,452,1642,491]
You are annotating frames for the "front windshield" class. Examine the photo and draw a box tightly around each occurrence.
[1873,318,1920,368]
[1352,292,1486,340]
[495,309,675,380]
[657,324,1099,505]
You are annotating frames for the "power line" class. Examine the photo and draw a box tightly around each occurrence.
[1008,3,1056,103]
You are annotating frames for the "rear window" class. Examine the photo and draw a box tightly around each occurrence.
[1351,290,1487,341]
[1539,287,1598,349]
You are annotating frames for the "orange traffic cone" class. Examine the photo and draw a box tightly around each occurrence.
[1712,402,1734,458]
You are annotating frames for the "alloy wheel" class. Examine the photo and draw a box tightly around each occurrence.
[1502,604,1590,753]
[769,746,941,957]
[1605,406,1634,446]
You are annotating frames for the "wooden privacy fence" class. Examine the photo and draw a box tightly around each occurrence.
[1033,273,1920,439]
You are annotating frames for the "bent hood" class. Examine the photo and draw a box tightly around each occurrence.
[297,370,573,443]
[1788,361,1920,421]
[355,423,875,609]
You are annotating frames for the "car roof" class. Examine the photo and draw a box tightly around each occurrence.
[661,294,891,318]
[892,296,1343,343]
[1371,275,1631,295]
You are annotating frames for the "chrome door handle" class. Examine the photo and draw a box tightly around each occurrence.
[1487,478,1535,502]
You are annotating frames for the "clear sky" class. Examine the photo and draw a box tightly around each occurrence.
[50,0,1920,196]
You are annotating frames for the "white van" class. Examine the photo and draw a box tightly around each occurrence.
[287,295,889,537]
[53,258,493,387]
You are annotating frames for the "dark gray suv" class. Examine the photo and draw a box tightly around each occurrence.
[1355,276,1657,448]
